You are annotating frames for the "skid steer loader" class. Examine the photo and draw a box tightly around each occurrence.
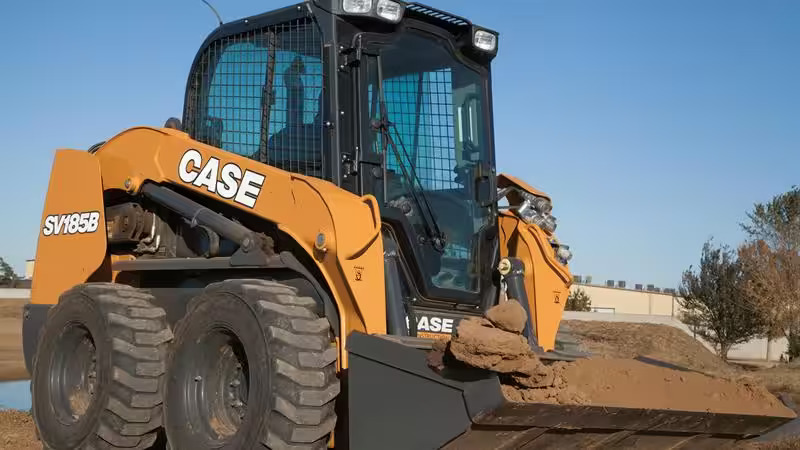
[22,1,794,449]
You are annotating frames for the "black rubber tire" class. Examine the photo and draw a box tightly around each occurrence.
[31,283,173,450]
[164,279,339,450]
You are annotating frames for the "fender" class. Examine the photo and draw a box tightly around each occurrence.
[31,150,107,306]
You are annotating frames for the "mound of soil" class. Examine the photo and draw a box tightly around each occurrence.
[429,301,796,417]
[562,319,733,375]
[0,410,40,450]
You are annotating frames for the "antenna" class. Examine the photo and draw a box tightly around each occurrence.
[201,0,223,26]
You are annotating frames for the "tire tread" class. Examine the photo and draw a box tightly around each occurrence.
[66,283,170,450]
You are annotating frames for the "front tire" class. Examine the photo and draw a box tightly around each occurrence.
[31,283,172,450]
[164,279,339,450]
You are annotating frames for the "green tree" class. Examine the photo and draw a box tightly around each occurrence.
[739,187,800,358]
[565,287,591,312]
[0,257,18,285]
[678,240,762,361]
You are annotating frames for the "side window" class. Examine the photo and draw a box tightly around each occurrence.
[207,42,269,158]
[265,41,324,176]
[370,69,458,192]
[187,20,326,178]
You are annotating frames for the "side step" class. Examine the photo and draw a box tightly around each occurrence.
[347,332,794,450]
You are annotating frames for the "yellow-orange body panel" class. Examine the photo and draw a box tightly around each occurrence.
[498,173,551,201]
[498,212,572,351]
[34,127,386,368]
[31,150,107,305]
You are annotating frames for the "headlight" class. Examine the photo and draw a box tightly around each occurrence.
[343,0,372,13]
[541,215,557,233]
[516,201,536,223]
[532,196,552,214]
[473,30,497,52]
[376,0,403,23]
[516,191,557,233]
[556,245,573,265]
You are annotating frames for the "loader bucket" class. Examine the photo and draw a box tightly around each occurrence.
[345,332,794,449]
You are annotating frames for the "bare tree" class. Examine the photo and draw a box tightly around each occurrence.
[678,240,762,360]
[741,186,800,251]
[739,187,800,359]
[739,241,800,358]
[739,186,800,358]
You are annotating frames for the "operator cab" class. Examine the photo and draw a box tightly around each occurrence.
[182,0,500,329]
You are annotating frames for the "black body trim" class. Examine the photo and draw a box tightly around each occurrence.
[22,303,51,375]
[112,256,281,272]
[504,257,540,350]
[346,331,500,450]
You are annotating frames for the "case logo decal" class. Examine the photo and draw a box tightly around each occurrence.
[179,149,265,208]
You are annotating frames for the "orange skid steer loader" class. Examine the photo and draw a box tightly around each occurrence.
[23,1,793,449]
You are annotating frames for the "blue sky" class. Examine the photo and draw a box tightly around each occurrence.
[0,0,797,289]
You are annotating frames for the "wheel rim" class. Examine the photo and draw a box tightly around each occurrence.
[49,322,97,425]
[190,328,250,442]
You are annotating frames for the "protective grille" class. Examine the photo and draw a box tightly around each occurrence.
[378,69,458,191]
[184,17,326,178]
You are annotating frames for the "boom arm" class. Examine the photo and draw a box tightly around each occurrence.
[497,173,572,351]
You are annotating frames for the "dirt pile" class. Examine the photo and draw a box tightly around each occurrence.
[0,410,40,450]
[428,301,796,417]
[562,319,734,375]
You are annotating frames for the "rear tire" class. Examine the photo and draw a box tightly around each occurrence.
[31,283,172,450]
[164,279,339,450]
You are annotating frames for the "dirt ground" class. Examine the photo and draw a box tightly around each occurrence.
[0,299,30,382]
[0,410,40,449]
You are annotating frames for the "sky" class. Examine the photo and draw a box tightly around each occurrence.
[0,0,798,289]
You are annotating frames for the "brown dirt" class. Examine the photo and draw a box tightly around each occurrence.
[431,303,796,417]
[746,367,800,405]
[485,299,527,333]
[563,319,800,406]
[0,410,40,449]
[738,438,800,449]
[447,317,531,372]
[0,299,30,381]
[562,319,734,376]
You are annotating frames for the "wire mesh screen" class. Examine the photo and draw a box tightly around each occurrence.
[370,69,471,261]
[184,17,326,178]
[374,69,458,191]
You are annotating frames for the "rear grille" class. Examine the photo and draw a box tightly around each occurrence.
[184,17,326,179]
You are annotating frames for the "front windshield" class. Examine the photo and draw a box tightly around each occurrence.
[363,33,493,294]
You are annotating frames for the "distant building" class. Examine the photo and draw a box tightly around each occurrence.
[24,259,34,280]
[570,278,681,317]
